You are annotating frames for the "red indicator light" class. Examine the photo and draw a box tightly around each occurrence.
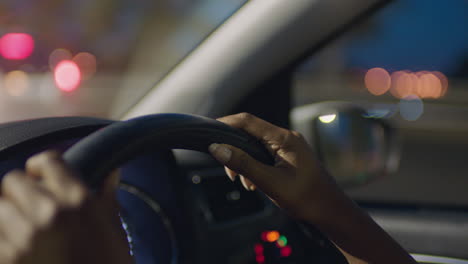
[255,255,265,264]
[0,33,35,60]
[280,246,292,257]
[54,60,81,92]
[254,243,264,255]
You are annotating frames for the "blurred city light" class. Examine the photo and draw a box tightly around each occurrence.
[49,49,73,70]
[364,108,394,119]
[0,33,35,60]
[418,73,441,98]
[4,70,29,97]
[399,95,424,121]
[54,60,81,92]
[318,114,337,124]
[364,67,391,95]
[73,52,97,80]
[432,71,448,97]
[390,71,413,98]
[367,68,449,99]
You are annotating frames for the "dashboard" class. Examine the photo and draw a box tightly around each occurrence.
[108,148,350,264]
[119,149,468,264]
[140,149,349,264]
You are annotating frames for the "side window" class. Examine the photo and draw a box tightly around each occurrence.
[292,0,468,206]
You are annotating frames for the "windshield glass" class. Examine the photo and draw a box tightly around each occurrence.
[0,0,246,122]
[293,0,468,206]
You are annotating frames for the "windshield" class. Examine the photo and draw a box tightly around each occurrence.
[0,0,246,122]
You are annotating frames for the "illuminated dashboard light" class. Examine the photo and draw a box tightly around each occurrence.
[318,114,336,124]
[265,231,280,243]
[276,235,288,247]
[255,255,265,264]
[280,245,292,257]
[254,243,264,255]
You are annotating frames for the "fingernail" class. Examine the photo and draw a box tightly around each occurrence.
[249,185,256,191]
[209,143,232,163]
[227,173,236,182]
[240,175,250,191]
[224,167,236,182]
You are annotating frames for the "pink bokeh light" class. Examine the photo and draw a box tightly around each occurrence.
[54,60,82,92]
[0,33,35,60]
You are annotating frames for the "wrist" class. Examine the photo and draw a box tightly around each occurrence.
[298,173,352,226]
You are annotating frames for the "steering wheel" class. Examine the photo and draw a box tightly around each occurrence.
[62,113,274,190]
[61,113,347,264]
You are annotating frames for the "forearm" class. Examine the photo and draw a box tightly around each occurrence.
[304,178,417,264]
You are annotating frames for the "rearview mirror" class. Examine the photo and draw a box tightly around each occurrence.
[291,102,399,187]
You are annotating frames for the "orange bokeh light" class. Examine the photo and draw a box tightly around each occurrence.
[390,71,414,98]
[265,231,280,243]
[385,70,448,99]
[4,70,29,96]
[418,73,441,98]
[364,67,391,95]
[49,49,72,70]
[432,71,448,97]
[73,52,97,80]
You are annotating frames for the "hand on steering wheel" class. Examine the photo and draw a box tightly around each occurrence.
[208,113,338,223]
[0,151,132,264]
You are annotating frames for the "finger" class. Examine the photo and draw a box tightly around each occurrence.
[239,175,256,191]
[208,143,282,193]
[0,199,32,252]
[217,113,291,150]
[101,169,120,199]
[1,170,58,227]
[97,170,121,218]
[25,151,87,207]
[0,238,15,263]
[224,167,237,182]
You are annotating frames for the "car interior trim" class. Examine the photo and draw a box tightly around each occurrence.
[122,0,385,119]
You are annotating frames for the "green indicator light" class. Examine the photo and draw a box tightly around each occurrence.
[277,235,288,247]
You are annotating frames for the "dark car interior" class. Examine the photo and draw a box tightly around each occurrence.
[0,0,467,263]
[0,112,350,264]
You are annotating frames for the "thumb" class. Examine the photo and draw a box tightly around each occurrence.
[208,143,278,190]
[98,170,121,214]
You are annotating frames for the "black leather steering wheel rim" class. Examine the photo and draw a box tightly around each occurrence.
[63,113,274,190]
